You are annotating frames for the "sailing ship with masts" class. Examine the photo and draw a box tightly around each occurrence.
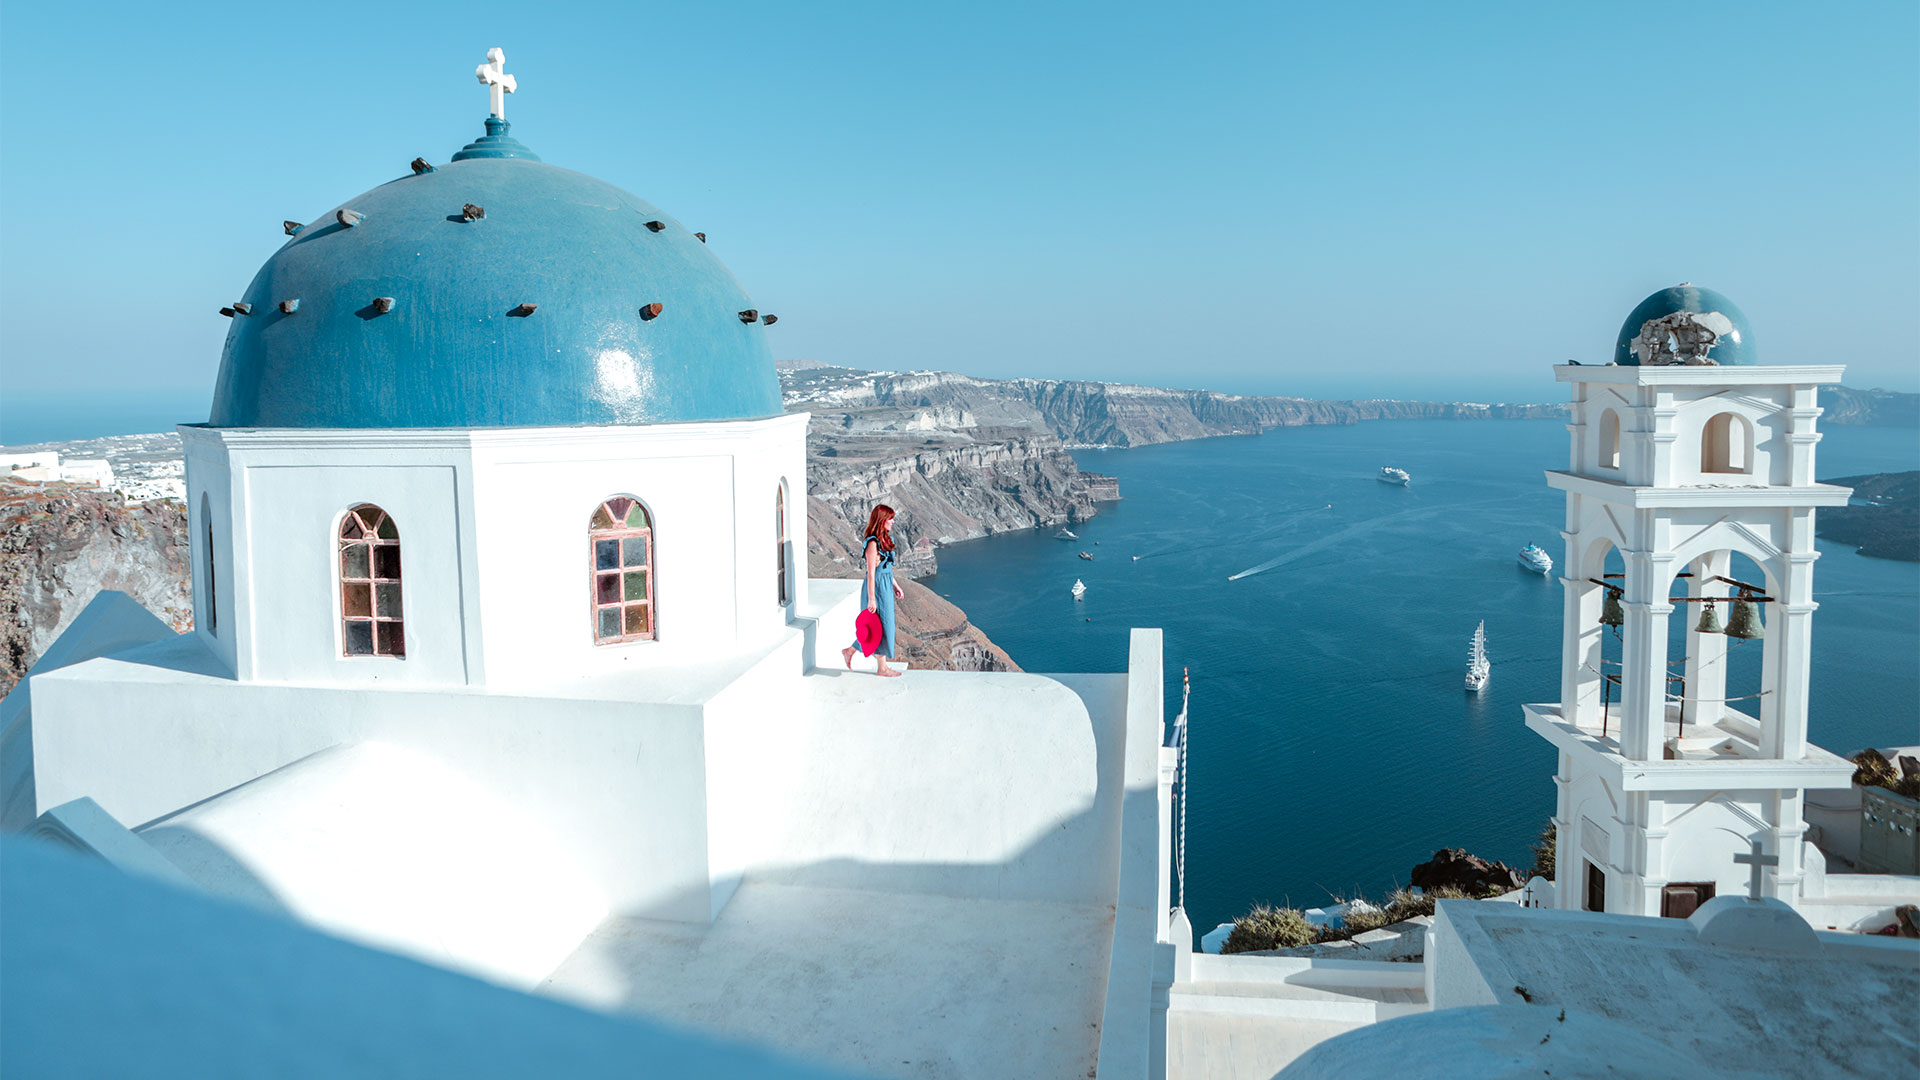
[1465,621,1490,692]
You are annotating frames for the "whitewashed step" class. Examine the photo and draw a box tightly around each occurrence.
[1170,979,1426,1023]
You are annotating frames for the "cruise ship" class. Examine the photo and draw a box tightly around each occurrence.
[1518,543,1553,574]
[1378,466,1410,486]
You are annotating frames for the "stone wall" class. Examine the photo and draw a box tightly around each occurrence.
[1,480,193,695]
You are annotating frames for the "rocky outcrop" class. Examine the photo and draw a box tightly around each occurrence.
[806,429,1117,580]
[1409,848,1527,896]
[0,479,192,696]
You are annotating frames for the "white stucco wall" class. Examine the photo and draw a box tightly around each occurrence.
[180,414,808,692]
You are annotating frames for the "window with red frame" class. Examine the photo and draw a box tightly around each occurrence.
[590,496,655,643]
[339,504,404,657]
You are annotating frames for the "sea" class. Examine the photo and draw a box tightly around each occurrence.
[926,418,1920,938]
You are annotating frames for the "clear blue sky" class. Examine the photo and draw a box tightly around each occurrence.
[2,1,1915,441]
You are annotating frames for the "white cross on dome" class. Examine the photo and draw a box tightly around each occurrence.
[475,47,517,119]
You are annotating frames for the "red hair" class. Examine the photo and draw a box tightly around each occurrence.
[863,504,896,552]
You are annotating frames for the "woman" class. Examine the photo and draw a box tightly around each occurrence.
[842,504,905,677]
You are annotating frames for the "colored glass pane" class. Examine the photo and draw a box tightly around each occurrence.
[595,539,619,571]
[624,570,647,601]
[591,505,614,530]
[376,583,403,619]
[345,621,374,655]
[342,545,370,579]
[625,605,650,635]
[597,574,621,604]
[598,608,621,639]
[343,583,372,617]
[375,514,399,540]
[377,621,405,656]
[623,538,647,567]
[373,546,401,579]
[608,496,633,520]
[626,503,649,528]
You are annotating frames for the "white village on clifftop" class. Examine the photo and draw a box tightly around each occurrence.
[2,49,1916,1080]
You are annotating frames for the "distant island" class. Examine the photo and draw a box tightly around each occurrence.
[1817,472,1920,562]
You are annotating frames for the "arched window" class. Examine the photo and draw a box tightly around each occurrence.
[1598,408,1621,470]
[1701,412,1752,475]
[775,482,790,605]
[200,493,217,636]
[590,496,655,644]
[339,504,404,657]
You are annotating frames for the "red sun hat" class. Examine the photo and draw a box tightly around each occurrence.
[854,610,885,656]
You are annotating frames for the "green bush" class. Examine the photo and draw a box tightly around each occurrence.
[1222,904,1314,953]
[1530,821,1557,881]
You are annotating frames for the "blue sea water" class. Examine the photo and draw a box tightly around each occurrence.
[926,419,1920,938]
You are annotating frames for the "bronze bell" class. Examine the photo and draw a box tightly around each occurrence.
[1695,598,1723,635]
[1600,589,1625,627]
[1725,591,1764,640]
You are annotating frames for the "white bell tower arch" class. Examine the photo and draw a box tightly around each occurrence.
[1525,287,1857,920]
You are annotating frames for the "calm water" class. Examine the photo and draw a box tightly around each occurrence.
[927,419,1920,936]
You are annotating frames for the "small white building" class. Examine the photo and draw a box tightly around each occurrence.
[3,452,115,488]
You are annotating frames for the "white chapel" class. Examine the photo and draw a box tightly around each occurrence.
[1,50,1181,1079]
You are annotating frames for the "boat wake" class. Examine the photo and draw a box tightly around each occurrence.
[1228,505,1440,581]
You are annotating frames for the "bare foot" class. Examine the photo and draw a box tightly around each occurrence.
[877,664,903,678]
[842,646,857,670]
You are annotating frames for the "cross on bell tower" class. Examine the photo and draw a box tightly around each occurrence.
[475,47,517,119]
[1524,284,1858,922]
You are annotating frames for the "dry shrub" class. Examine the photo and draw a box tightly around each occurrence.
[1222,905,1313,953]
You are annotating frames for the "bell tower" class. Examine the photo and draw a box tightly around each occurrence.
[1524,285,1857,920]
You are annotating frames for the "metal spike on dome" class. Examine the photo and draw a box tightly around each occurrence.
[280,299,300,314]
[373,297,396,314]
[510,303,537,317]
[337,208,365,227]
[645,220,666,233]
[411,157,435,174]
[1599,589,1624,628]
[738,309,759,324]
[283,220,304,236]
[1725,591,1764,640]
[1695,598,1723,636]
[231,302,252,316]
[640,302,664,320]
[694,232,706,243]
[219,307,236,318]
[462,203,485,222]
[762,314,778,326]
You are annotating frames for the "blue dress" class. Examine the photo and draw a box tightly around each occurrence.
[850,535,897,659]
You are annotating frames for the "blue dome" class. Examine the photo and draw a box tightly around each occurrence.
[209,120,783,428]
[1612,285,1756,366]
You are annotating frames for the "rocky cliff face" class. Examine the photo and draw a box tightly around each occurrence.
[1819,385,1920,427]
[1,479,192,696]
[791,367,1567,448]
[806,427,1115,579]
